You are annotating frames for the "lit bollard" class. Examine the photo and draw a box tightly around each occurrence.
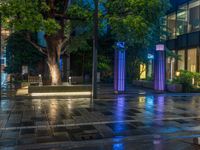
[38,74,43,86]
[69,76,72,85]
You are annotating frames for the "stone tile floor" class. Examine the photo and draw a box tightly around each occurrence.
[1,85,200,149]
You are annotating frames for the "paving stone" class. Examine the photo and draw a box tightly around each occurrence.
[1,86,200,149]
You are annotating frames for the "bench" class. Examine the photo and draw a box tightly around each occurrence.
[71,76,83,84]
[28,75,42,86]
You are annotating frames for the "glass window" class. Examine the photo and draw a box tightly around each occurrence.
[166,58,170,79]
[178,50,185,70]
[160,16,167,40]
[187,48,197,72]
[140,64,146,79]
[188,0,200,32]
[167,13,176,39]
[166,50,176,80]
[177,5,188,35]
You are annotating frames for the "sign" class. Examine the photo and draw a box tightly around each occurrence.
[148,54,154,59]
[117,42,125,49]
[156,44,165,51]
[22,66,28,75]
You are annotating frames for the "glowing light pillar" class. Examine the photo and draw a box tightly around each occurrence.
[154,44,166,92]
[114,42,126,93]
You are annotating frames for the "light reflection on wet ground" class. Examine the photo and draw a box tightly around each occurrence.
[1,89,200,149]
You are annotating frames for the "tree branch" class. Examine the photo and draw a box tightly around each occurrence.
[63,0,70,15]
[61,46,69,55]
[26,39,48,56]
[55,13,87,21]
[61,37,69,48]
[61,38,70,55]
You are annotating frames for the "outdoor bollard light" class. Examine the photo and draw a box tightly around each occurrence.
[38,74,43,86]
[154,44,166,92]
[176,71,180,77]
[69,76,72,85]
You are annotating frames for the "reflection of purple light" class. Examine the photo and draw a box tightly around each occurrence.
[114,46,126,92]
[113,136,124,142]
[157,96,164,113]
[156,96,164,125]
[143,96,154,126]
[114,96,125,134]
[112,143,124,150]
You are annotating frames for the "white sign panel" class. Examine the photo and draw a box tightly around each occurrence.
[22,66,28,75]
[156,44,165,51]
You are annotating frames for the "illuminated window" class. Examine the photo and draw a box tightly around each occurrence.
[188,0,200,32]
[177,5,188,35]
[160,16,167,40]
[167,13,176,39]
[187,48,197,72]
[178,50,185,70]
[140,64,146,79]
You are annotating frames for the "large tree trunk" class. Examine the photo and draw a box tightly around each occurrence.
[47,60,62,85]
[46,35,62,85]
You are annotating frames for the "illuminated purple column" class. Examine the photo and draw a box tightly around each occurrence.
[114,42,126,93]
[154,44,166,92]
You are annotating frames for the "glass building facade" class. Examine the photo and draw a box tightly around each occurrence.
[167,0,200,39]
[166,0,200,79]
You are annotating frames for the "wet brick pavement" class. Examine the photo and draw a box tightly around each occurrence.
[1,84,200,149]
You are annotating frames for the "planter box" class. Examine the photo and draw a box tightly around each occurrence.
[167,84,182,93]
[133,80,183,93]
[142,81,154,89]
[21,82,29,87]
[28,85,92,96]
[132,80,142,86]
[133,80,153,89]
[29,85,92,93]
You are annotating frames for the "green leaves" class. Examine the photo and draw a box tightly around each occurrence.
[5,31,44,74]
[166,49,182,61]
[43,19,61,35]
[0,0,61,35]
[98,56,111,72]
[106,0,169,45]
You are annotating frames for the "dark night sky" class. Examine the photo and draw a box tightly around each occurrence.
[168,0,190,12]
[170,0,190,7]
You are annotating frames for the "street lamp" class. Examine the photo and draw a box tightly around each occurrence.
[92,0,98,99]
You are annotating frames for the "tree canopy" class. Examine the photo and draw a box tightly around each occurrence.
[105,0,170,45]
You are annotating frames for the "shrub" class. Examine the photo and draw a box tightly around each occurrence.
[193,72,200,87]
[173,70,193,92]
